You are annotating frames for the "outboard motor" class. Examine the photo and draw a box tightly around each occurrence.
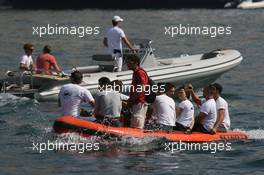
[224,0,243,8]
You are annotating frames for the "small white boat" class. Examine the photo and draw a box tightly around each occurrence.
[0,39,243,101]
[237,0,264,9]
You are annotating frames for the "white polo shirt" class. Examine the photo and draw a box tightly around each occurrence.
[20,54,33,69]
[59,83,94,117]
[152,94,176,126]
[216,96,230,130]
[177,99,194,127]
[106,26,126,53]
[200,98,217,131]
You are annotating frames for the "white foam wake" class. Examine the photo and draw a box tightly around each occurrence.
[233,128,264,140]
[0,93,30,107]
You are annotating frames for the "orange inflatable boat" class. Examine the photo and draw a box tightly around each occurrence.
[53,116,248,142]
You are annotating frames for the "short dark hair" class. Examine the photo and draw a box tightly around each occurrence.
[212,83,223,94]
[165,82,175,92]
[111,79,123,91]
[24,43,34,51]
[127,54,141,66]
[70,71,83,84]
[43,45,52,53]
[98,77,111,87]
[205,84,215,95]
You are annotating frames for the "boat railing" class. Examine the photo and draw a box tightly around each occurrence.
[0,70,34,94]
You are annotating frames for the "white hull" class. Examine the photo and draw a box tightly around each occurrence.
[237,1,264,9]
[35,49,243,101]
[1,39,243,101]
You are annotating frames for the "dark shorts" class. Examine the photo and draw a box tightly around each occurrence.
[156,124,174,132]
[173,122,190,132]
[192,123,210,133]
[144,123,174,132]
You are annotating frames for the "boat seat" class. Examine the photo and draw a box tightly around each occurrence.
[99,65,116,72]
[92,54,113,61]
[75,65,101,73]
[158,60,173,65]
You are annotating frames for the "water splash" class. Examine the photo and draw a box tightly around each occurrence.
[233,128,264,140]
[0,93,36,107]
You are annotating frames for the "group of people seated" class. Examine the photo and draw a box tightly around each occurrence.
[58,54,230,134]
[19,43,61,75]
[146,82,230,134]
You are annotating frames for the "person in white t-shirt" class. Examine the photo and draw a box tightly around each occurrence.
[58,71,95,117]
[211,83,231,133]
[174,88,194,133]
[190,85,217,133]
[151,83,176,131]
[103,16,135,72]
[19,43,35,71]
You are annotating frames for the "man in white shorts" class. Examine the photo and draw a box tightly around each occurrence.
[19,43,35,71]
[58,71,95,117]
[174,88,194,133]
[103,16,135,72]
[190,85,217,133]
[211,83,230,133]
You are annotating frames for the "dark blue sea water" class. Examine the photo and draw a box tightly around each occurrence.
[0,9,264,175]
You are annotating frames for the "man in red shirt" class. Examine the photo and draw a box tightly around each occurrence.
[127,55,149,129]
[36,45,61,75]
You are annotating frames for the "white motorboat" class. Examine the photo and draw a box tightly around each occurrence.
[0,39,243,101]
[237,0,264,9]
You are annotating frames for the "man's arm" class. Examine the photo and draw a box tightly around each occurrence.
[54,63,61,73]
[103,37,108,47]
[89,100,95,108]
[195,112,207,124]
[211,109,225,134]
[176,107,183,119]
[122,37,134,51]
[19,63,28,71]
[58,97,61,107]
[190,89,201,106]
[190,117,195,129]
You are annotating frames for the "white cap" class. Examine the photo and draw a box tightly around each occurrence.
[112,16,123,22]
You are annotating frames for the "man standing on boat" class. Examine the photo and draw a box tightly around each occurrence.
[58,70,95,117]
[126,55,148,129]
[103,16,135,72]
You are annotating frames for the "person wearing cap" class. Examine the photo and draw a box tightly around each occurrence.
[211,83,231,134]
[36,45,61,75]
[58,70,95,117]
[19,43,36,71]
[103,16,135,72]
